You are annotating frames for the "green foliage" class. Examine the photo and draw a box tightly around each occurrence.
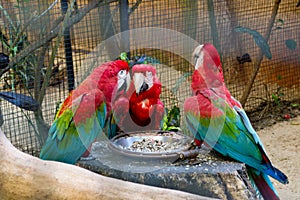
[271,87,284,107]
[271,93,280,106]
[119,52,129,62]
[291,103,299,108]
[0,1,64,146]
[162,106,181,132]
[235,26,272,59]
[0,5,39,91]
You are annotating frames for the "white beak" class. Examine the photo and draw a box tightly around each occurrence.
[133,72,144,94]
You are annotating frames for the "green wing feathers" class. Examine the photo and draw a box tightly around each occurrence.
[40,90,107,164]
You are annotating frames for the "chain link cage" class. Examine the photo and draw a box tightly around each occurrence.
[0,0,299,156]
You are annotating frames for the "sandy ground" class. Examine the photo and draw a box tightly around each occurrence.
[257,115,300,200]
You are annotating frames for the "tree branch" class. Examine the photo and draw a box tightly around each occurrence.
[0,0,118,78]
[240,0,281,106]
[128,0,143,15]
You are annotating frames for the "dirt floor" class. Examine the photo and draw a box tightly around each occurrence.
[256,115,300,199]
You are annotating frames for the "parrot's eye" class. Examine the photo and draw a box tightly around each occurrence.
[118,70,127,79]
[144,71,153,89]
[194,54,199,65]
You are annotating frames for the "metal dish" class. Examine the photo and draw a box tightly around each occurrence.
[108,131,193,162]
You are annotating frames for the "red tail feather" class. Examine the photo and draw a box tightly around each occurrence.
[248,169,280,200]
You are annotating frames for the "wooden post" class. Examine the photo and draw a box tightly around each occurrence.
[0,129,211,200]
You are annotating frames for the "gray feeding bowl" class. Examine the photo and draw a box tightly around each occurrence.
[108,131,194,163]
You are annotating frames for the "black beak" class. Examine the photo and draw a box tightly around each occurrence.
[138,82,149,94]
[118,80,127,92]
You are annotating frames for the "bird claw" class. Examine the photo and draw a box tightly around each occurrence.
[79,155,96,161]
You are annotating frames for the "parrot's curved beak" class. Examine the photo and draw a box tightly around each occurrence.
[133,72,146,95]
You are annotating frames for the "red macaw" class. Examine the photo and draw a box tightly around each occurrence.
[184,43,288,200]
[40,60,130,164]
[112,64,164,133]
[192,44,242,109]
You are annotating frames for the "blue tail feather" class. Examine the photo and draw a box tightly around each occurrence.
[264,165,289,185]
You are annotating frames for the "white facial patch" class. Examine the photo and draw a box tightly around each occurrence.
[117,70,127,89]
[193,44,204,70]
[144,71,153,89]
[118,69,127,79]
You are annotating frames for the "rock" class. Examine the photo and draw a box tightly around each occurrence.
[78,141,259,200]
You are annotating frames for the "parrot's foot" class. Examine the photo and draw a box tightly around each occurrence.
[79,155,96,161]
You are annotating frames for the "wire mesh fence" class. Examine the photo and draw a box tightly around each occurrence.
[0,0,299,156]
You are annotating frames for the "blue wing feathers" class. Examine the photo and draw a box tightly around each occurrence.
[185,91,288,184]
[40,100,107,164]
[233,106,288,184]
[234,106,263,146]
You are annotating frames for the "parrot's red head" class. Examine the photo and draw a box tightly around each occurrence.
[192,43,224,88]
[56,60,131,118]
[114,60,131,92]
[129,64,163,125]
[90,60,131,92]
[132,64,157,74]
[80,60,131,113]
[131,64,157,95]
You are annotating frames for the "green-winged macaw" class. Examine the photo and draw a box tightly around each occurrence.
[40,60,130,164]
[112,64,164,135]
[184,43,288,200]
